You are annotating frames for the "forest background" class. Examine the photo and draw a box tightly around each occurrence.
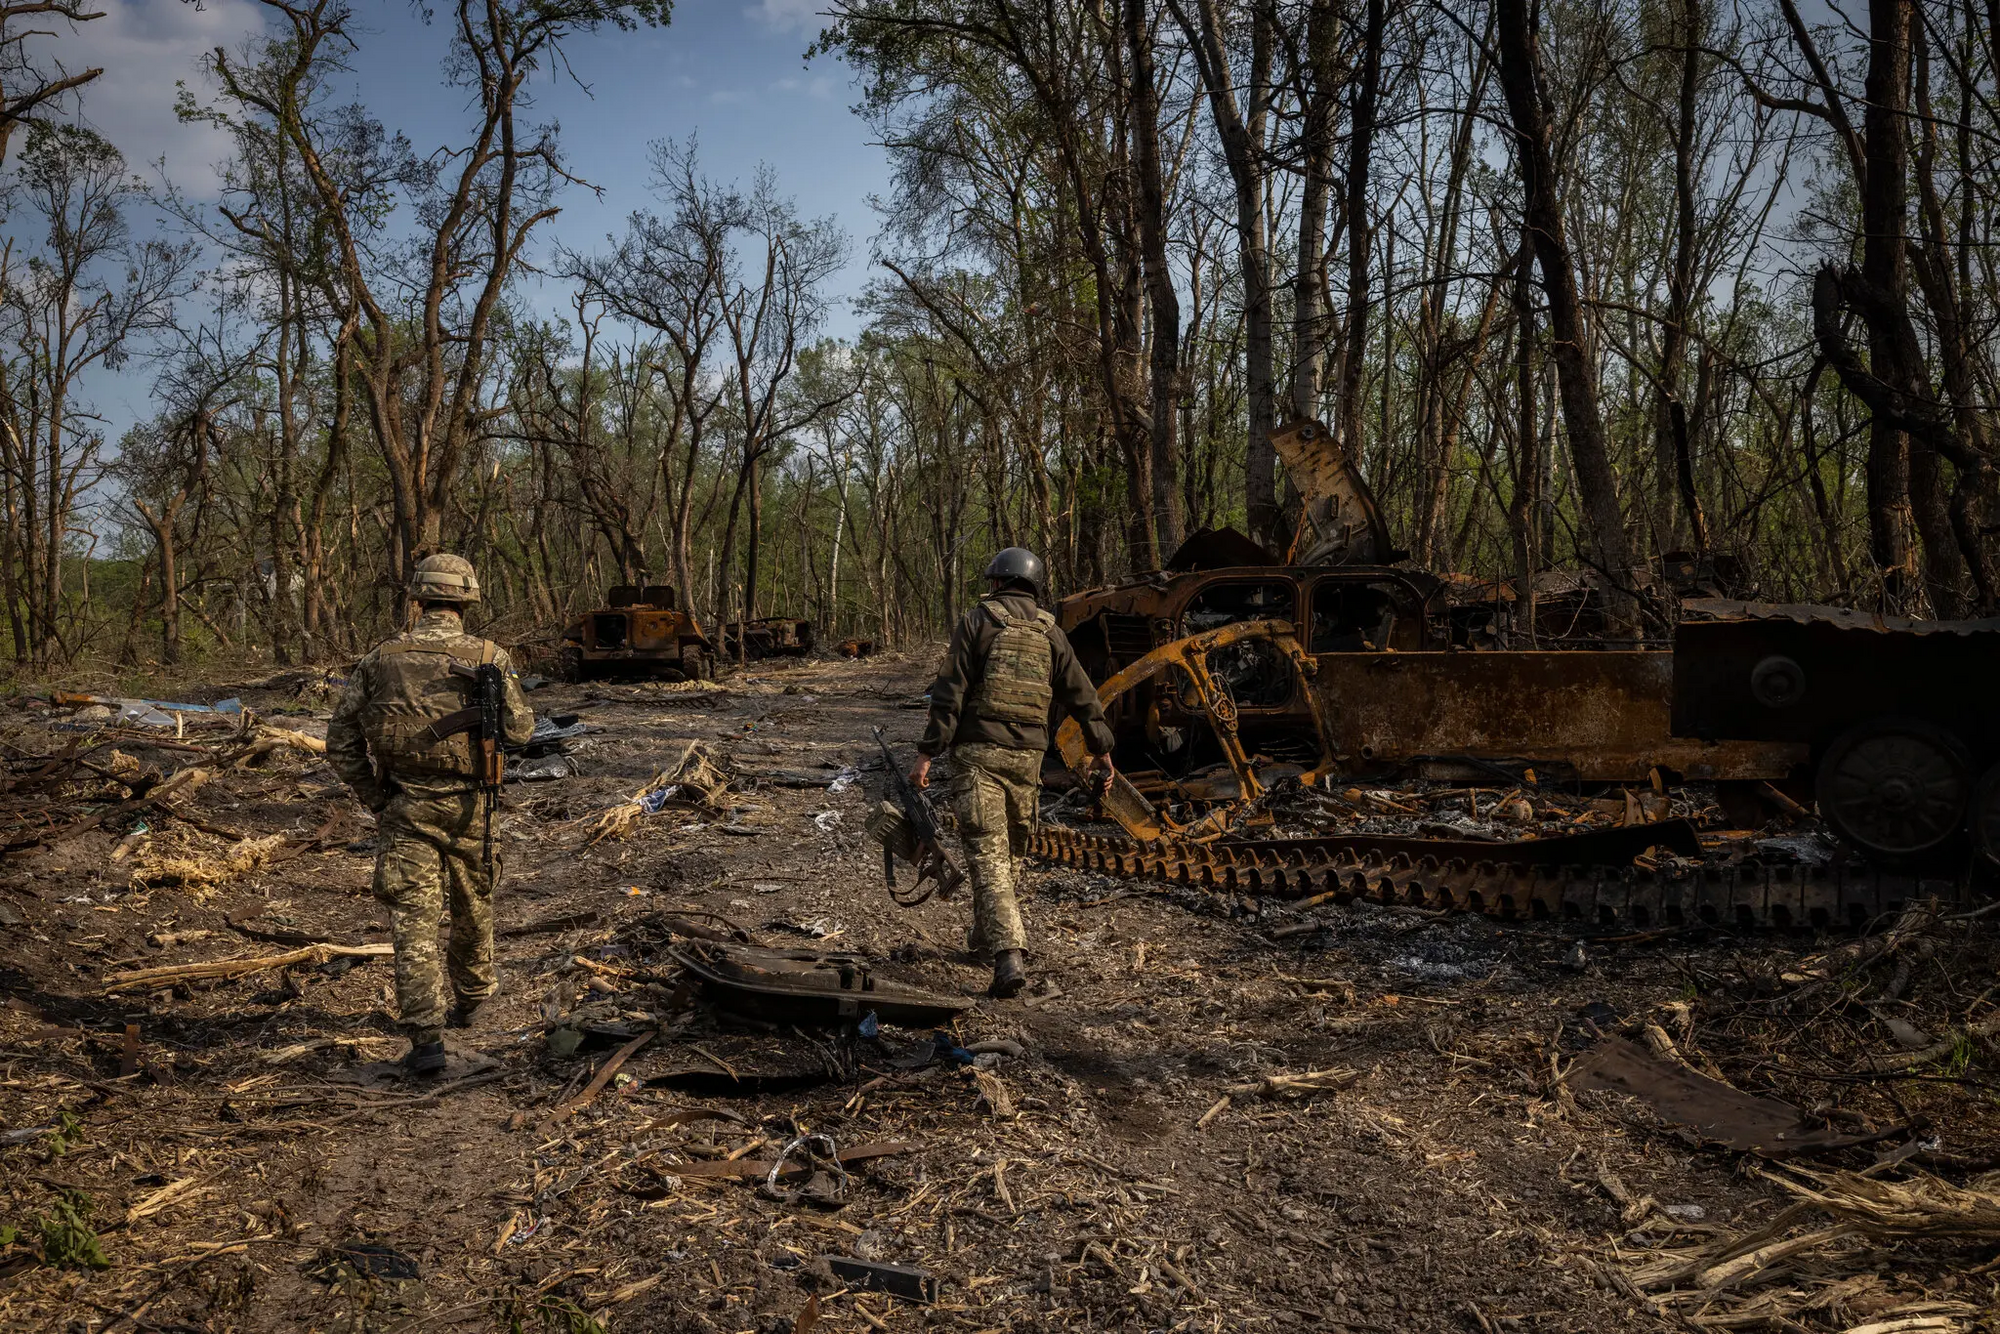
[1,0,1995,674]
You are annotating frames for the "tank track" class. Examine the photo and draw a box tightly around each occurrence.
[1028,825,1958,929]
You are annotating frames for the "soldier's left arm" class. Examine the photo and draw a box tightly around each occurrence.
[492,648,536,746]
[1047,626,1116,756]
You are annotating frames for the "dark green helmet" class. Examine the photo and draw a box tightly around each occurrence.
[983,547,1045,594]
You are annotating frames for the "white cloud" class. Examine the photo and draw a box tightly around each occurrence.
[41,0,269,195]
[749,0,830,38]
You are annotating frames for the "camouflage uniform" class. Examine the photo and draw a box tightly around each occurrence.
[948,741,1045,953]
[326,608,533,1042]
[921,589,1114,960]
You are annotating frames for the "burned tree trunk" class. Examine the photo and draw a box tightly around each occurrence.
[1126,0,1182,555]
[1336,0,1385,468]
[1493,0,1636,625]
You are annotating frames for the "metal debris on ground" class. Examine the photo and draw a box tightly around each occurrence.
[669,938,970,1027]
[1566,1036,1902,1156]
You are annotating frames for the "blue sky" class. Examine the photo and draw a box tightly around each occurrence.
[12,0,890,439]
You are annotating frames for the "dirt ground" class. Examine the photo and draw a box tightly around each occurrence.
[3,651,1999,1333]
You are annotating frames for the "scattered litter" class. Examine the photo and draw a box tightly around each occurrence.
[812,809,842,832]
[826,766,860,794]
[761,1132,850,1206]
[578,741,731,843]
[509,753,579,782]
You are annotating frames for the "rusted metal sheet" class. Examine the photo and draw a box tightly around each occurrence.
[722,616,815,659]
[1567,1037,1900,1155]
[1267,418,1396,565]
[1053,619,1334,841]
[668,940,969,1028]
[1311,650,1804,782]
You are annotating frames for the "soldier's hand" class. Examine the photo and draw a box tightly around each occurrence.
[910,755,932,789]
[1090,754,1115,800]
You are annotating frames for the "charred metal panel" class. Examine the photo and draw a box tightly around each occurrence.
[1267,418,1396,564]
[1673,601,2000,754]
[1311,650,1804,782]
[1165,526,1278,571]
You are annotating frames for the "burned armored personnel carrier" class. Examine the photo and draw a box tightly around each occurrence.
[1057,419,1797,792]
[558,585,716,682]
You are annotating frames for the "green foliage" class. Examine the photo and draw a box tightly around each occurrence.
[0,1223,19,1247]
[37,1190,110,1270]
[500,1292,607,1334]
[46,1108,84,1157]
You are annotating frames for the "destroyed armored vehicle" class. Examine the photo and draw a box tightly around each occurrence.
[720,616,815,660]
[558,585,716,682]
[1674,600,2000,866]
[1057,420,1796,792]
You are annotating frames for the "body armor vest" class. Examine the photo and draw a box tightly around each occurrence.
[967,599,1056,727]
[362,638,497,780]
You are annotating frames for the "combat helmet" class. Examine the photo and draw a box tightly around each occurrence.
[983,547,1045,594]
[407,553,481,604]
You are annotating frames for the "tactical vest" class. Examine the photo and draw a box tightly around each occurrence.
[966,599,1056,727]
[361,638,498,780]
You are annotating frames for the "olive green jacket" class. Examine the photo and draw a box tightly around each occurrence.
[920,589,1114,758]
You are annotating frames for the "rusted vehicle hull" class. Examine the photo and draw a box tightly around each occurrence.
[722,617,815,660]
[560,585,715,681]
[1312,651,1804,783]
[1673,600,2000,865]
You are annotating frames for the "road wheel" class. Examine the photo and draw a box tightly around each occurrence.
[1969,763,2000,867]
[1815,717,1971,862]
[556,647,585,683]
[682,647,714,682]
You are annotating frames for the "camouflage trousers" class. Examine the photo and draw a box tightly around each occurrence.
[373,790,498,1040]
[949,742,1043,955]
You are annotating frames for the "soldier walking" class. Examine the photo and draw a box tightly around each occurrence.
[326,555,534,1073]
[911,548,1115,997]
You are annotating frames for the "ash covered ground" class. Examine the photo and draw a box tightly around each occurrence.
[2,652,1998,1333]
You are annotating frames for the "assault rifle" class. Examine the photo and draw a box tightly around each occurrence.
[429,661,508,866]
[868,726,964,907]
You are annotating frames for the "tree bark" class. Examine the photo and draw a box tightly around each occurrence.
[1493,0,1637,626]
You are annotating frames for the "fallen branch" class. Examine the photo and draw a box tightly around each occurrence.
[543,1031,654,1126]
[101,942,392,993]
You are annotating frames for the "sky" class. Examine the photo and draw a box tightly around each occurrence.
[4,0,892,441]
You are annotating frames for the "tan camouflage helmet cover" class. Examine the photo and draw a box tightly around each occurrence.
[407,553,481,604]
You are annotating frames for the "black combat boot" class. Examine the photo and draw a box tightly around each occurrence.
[989,949,1027,999]
[402,1036,448,1075]
[450,992,494,1029]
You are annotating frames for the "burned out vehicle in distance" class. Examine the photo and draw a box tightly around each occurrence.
[558,585,716,682]
[720,616,815,660]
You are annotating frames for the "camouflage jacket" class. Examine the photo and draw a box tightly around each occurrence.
[326,609,535,807]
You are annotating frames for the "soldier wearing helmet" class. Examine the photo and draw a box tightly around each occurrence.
[326,555,534,1074]
[911,547,1114,997]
